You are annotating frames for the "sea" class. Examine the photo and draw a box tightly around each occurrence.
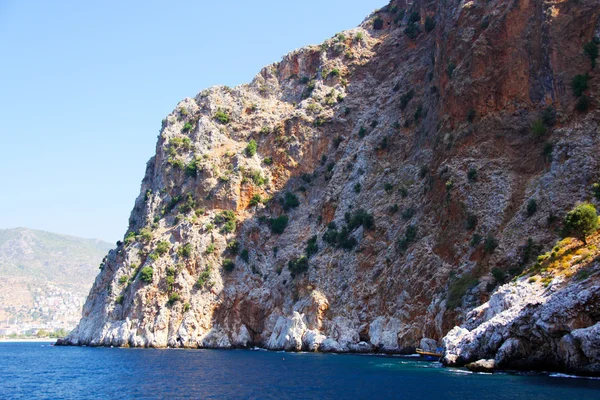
[1,342,599,399]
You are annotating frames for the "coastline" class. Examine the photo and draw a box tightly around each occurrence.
[0,338,57,343]
[53,341,600,378]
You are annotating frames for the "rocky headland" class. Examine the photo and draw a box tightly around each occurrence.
[62,0,600,376]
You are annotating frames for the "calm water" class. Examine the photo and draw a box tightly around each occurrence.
[1,342,600,399]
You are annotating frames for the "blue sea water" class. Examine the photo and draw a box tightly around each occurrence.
[1,342,600,399]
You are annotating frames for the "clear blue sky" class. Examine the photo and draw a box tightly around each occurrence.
[0,0,384,243]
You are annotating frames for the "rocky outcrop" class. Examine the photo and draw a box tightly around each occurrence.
[443,263,600,375]
[65,0,600,374]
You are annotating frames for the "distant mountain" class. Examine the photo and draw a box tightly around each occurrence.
[0,228,112,331]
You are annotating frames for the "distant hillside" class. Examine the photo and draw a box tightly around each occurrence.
[0,228,112,329]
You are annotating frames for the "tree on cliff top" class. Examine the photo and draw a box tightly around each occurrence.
[562,203,599,245]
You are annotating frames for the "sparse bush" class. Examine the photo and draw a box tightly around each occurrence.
[288,256,309,276]
[240,249,249,263]
[572,74,589,97]
[353,183,361,193]
[358,126,367,138]
[542,106,556,126]
[404,23,420,39]
[373,17,384,30]
[531,119,546,136]
[185,159,201,178]
[227,240,240,255]
[206,243,215,254]
[491,267,506,285]
[484,235,498,254]
[592,183,600,200]
[562,202,599,245]
[155,241,170,256]
[414,104,423,121]
[214,109,230,124]
[384,183,394,193]
[124,231,136,246]
[467,167,478,182]
[347,209,375,230]
[167,293,180,305]
[251,170,267,186]
[402,207,415,220]
[196,268,212,288]
[355,32,364,42]
[424,16,436,32]
[270,215,289,234]
[115,295,124,305]
[139,227,154,242]
[140,267,154,283]
[283,192,300,210]
[182,122,193,133]
[249,194,262,207]
[397,224,417,253]
[119,276,129,285]
[466,214,478,230]
[471,233,482,246]
[177,243,193,258]
[526,199,538,217]
[222,258,235,272]
[245,140,257,157]
[408,11,420,23]
[306,235,318,257]
[263,156,273,165]
[467,109,476,123]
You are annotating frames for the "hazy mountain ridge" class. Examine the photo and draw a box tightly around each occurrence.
[0,227,112,331]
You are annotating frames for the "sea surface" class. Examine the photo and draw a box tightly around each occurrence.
[1,342,600,399]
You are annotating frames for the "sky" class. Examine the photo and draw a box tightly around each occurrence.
[0,0,384,243]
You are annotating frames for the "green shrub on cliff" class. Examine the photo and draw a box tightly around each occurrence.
[572,74,589,97]
[155,241,170,256]
[373,17,384,30]
[270,215,289,234]
[424,16,436,32]
[140,267,154,283]
[288,256,309,276]
[245,140,257,157]
[214,109,230,124]
[562,203,599,245]
[305,235,318,257]
[222,258,235,272]
[177,243,193,258]
[167,293,180,305]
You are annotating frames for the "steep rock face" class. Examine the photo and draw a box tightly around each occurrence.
[66,0,600,371]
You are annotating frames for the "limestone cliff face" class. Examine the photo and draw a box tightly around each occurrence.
[66,0,600,372]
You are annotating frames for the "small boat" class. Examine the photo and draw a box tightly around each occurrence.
[416,348,443,361]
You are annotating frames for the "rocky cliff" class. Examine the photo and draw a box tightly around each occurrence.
[65,0,600,375]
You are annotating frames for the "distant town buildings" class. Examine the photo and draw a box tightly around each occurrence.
[0,283,84,337]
